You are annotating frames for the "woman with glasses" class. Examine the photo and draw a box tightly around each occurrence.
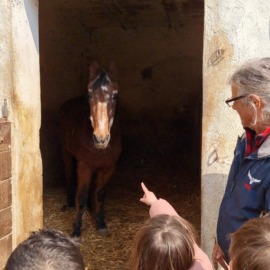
[212,57,270,270]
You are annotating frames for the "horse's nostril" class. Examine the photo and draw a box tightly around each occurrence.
[93,134,110,145]
[104,134,110,143]
[93,134,99,144]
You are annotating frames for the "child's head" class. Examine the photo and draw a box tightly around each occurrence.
[5,228,85,270]
[229,215,270,270]
[133,214,197,270]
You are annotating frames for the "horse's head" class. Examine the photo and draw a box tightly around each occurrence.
[87,61,119,149]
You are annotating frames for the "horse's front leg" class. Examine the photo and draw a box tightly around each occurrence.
[72,161,91,237]
[95,167,115,235]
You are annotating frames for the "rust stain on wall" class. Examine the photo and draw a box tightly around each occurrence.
[202,31,234,156]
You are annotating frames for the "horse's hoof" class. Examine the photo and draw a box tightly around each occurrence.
[96,219,109,236]
[98,228,110,236]
[95,216,108,234]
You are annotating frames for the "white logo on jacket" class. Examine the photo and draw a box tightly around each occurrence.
[248,170,261,185]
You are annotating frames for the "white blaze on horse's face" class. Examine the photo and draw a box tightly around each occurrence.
[88,71,118,149]
[96,101,108,135]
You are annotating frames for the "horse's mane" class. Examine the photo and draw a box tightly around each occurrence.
[93,69,110,89]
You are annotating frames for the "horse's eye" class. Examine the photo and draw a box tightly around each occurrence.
[112,93,118,100]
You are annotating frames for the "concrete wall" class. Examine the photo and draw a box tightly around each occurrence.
[202,0,270,261]
[0,0,42,266]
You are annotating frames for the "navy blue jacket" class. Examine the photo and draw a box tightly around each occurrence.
[217,133,270,262]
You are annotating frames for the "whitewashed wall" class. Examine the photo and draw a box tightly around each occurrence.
[202,0,270,262]
[0,0,42,251]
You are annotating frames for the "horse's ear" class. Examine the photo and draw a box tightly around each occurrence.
[89,61,99,81]
[108,61,118,82]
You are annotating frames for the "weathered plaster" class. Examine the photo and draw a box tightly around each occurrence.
[0,0,42,249]
[0,0,12,119]
[11,0,42,246]
[202,0,270,262]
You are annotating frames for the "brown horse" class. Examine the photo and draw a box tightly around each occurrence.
[59,61,122,237]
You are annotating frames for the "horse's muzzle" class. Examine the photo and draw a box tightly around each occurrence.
[93,134,110,149]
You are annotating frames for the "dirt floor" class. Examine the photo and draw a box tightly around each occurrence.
[43,118,201,270]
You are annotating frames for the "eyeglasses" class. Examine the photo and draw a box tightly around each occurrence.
[225,95,247,107]
[260,211,270,218]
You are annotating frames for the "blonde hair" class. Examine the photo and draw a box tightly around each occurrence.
[133,214,197,270]
[229,216,270,270]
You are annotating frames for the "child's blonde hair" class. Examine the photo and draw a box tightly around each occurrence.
[133,214,197,270]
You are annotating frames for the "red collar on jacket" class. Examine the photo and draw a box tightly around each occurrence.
[244,127,270,157]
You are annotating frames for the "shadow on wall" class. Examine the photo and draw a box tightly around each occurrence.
[201,173,228,260]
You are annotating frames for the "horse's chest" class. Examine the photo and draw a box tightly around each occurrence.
[88,150,114,165]
[73,140,118,169]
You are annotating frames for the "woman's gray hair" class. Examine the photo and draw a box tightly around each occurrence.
[230,57,270,123]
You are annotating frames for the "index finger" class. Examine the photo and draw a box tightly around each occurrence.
[141,182,149,193]
[218,258,229,270]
